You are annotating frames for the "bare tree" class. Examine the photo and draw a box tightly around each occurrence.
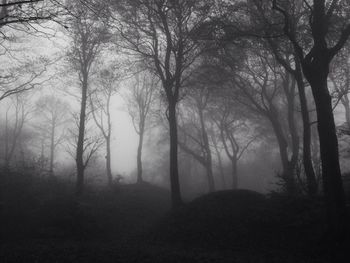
[208,125,226,189]
[0,0,65,103]
[178,87,215,192]
[67,111,104,180]
[66,0,109,194]
[125,71,157,184]
[230,49,300,194]
[34,94,70,176]
[90,65,120,186]
[330,44,350,130]
[211,98,257,190]
[2,93,32,170]
[0,0,62,30]
[0,57,52,101]
[112,0,212,208]
[236,1,319,195]
[272,0,350,238]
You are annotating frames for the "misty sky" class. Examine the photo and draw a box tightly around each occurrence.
[2,21,349,183]
[0,27,143,178]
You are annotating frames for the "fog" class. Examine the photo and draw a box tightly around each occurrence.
[1,1,350,262]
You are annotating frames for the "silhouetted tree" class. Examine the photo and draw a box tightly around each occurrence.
[66,0,109,194]
[249,1,319,194]
[199,0,319,195]
[230,48,300,194]
[125,71,157,184]
[330,44,350,130]
[3,93,32,170]
[178,87,215,192]
[67,110,104,182]
[35,95,70,176]
[208,125,226,189]
[112,0,212,208]
[272,0,350,238]
[211,97,257,189]
[90,65,120,186]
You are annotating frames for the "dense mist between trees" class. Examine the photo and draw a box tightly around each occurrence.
[1,1,350,262]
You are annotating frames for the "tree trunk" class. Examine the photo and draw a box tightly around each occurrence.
[268,111,296,194]
[286,75,299,186]
[76,75,88,195]
[198,104,215,192]
[216,148,226,189]
[137,128,144,184]
[197,98,215,192]
[303,60,346,237]
[231,159,238,189]
[4,111,9,171]
[205,162,215,192]
[296,74,318,195]
[168,100,182,208]
[295,70,318,195]
[49,120,55,177]
[106,135,112,186]
[204,152,215,192]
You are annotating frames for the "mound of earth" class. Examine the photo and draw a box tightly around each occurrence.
[152,190,270,247]
[151,189,325,250]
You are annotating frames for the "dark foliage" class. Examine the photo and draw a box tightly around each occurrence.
[153,189,350,262]
[1,174,350,262]
[1,173,170,241]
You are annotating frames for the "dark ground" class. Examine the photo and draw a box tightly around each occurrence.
[1,173,349,262]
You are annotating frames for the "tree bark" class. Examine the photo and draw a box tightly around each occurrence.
[168,100,182,208]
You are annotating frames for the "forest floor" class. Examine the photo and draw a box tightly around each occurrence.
[1,173,350,262]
